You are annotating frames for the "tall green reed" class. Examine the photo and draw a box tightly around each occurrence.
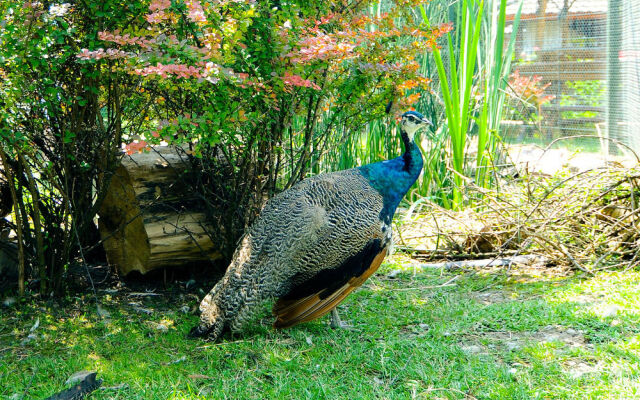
[421,0,483,210]
[476,0,522,189]
[420,0,522,209]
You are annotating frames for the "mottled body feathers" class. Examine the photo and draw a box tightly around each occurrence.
[190,111,431,340]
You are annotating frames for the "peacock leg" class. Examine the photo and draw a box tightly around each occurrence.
[330,308,351,329]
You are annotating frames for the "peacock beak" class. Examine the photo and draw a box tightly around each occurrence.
[420,118,435,140]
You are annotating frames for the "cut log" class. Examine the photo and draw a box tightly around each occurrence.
[98,146,222,275]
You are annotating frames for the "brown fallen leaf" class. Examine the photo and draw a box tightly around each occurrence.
[188,374,214,380]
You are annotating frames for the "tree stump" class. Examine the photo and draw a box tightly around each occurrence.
[98,146,222,275]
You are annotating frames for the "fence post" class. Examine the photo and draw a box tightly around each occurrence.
[606,0,623,155]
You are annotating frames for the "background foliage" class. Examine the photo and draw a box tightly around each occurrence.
[0,0,449,292]
[0,0,146,293]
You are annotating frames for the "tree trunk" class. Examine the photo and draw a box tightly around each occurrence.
[98,146,222,275]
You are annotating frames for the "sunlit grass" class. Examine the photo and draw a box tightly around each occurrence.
[2,264,639,399]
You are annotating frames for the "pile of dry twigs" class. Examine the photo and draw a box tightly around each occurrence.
[397,162,640,273]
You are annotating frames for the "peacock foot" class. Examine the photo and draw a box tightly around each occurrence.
[329,308,352,329]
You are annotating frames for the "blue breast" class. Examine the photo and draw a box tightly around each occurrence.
[358,141,423,223]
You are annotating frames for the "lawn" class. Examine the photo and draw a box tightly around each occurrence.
[2,259,640,399]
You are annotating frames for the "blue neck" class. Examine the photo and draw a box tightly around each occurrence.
[400,130,422,175]
[359,129,423,223]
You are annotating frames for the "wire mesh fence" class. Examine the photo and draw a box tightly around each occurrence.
[501,0,639,158]
[611,0,640,155]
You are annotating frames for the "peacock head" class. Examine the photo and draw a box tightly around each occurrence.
[400,111,432,141]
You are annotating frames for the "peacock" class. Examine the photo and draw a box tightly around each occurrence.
[190,110,432,340]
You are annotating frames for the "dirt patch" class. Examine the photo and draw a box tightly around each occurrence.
[470,291,513,305]
[461,325,590,355]
[400,323,431,338]
[563,359,606,378]
[489,325,588,350]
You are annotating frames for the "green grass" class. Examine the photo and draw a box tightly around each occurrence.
[2,263,640,399]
